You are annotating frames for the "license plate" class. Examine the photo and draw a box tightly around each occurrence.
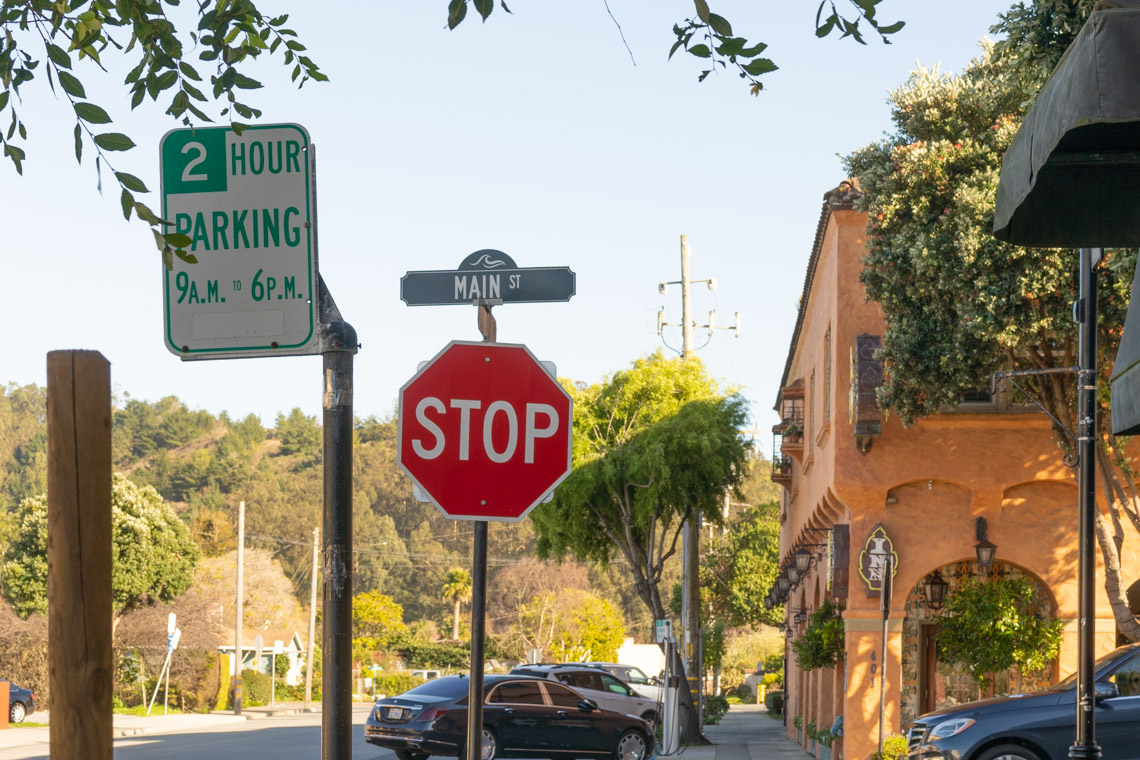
[385,707,406,720]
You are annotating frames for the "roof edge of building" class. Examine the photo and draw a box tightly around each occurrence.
[773,180,864,412]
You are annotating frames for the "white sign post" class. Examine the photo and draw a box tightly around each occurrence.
[160,123,318,359]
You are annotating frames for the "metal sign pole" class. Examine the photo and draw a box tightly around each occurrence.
[1070,248,1102,760]
[466,304,494,760]
[878,555,893,756]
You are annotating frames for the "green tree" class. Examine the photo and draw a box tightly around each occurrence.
[0,0,325,263]
[935,575,1063,688]
[843,38,1140,641]
[274,408,322,461]
[533,352,750,621]
[353,590,408,651]
[704,500,782,628]
[445,1,904,95]
[547,590,625,663]
[2,473,199,635]
[441,567,473,641]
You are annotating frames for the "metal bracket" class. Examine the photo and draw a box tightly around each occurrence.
[991,367,1079,468]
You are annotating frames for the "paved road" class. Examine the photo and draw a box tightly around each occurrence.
[0,703,810,760]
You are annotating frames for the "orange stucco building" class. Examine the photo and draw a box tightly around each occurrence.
[772,183,1140,760]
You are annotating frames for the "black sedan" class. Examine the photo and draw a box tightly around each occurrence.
[365,674,654,760]
[6,681,34,723]
[907,643,1140,760]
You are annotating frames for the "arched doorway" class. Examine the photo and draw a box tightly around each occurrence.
[899,561,1058,726]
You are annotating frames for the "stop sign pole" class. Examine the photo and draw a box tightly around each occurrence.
[398,302,572,760]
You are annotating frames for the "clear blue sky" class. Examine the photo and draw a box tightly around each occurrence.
[2,1,1011,456]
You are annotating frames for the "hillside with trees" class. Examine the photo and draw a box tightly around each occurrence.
[0,365,780,704]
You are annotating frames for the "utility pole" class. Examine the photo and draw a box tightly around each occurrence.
[234,499,245,716]
[656,234,739,736]
[305,526,319,711]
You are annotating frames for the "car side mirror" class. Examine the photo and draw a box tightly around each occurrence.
[1095,682,1120,701]
[578,699,598,712]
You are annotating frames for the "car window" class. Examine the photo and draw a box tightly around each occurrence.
[1108,655,1140,697]
[626,668,649,685]
[556,672,584,689]
[489,681,545,705]
[601,674,633,695]
[543,682,582,708]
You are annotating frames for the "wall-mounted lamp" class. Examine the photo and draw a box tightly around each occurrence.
[974,517,997,572]
[794,547,814,575]
[922,569,950,610]
[787,564,802,585]
[777,574,790,594]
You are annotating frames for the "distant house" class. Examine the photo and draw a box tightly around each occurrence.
[218,630,307,686]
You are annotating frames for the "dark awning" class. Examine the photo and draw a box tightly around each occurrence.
[992,1,1140,248]
[992,1,1140,435]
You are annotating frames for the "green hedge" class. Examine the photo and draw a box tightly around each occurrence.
[703,695,730,725]
[373,674,425,697]
[764,689,784,717]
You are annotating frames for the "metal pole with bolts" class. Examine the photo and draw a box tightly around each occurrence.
[1070,247,1102,760]
[465,303,495,760]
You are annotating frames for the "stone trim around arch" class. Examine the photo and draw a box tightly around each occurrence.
[898,560,1060,726]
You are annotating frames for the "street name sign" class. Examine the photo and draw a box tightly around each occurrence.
[401,250,576,306]
[397,341,573,521]
[160,123,318,359]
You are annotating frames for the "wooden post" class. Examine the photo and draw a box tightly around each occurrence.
[47,351,112,760]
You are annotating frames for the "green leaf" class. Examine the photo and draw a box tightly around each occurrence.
[693,0,710,24]
[688,44,712,59]
[474,0,493,20]
[448,0,467,29]
[46,43,72,70]
[877,20,905,34]
[155,70,178,92]
[0,91,9,111]
[57,70,86,99]
[73,123,82,164]
[740,42,768,56]
[74,102,112,124]
[742,58,778,76]
[134,201,162,225]
[165,232,192,248]
[115,171,148,193]
[93,132,136,152]
[175,249,198,264]
[232,73,262,90]
[120,188,134,221]
[178,61,202,81]
[708,13,732,36]
[816,15,837,38]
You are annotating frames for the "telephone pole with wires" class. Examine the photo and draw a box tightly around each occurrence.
[656,234,740,733]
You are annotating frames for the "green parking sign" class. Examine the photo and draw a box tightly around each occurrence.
[160,123,318,359]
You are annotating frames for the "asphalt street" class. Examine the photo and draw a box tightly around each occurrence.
[0,703,808,760]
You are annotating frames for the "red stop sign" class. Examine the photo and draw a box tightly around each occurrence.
[397,341,573,521]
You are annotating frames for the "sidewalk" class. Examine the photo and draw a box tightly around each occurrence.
[679,704,814,760]
[0,701,340,751]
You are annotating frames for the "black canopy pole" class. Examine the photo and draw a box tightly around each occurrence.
[1071,247,1102,760]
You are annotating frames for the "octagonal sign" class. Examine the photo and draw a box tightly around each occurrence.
[397,341,573,521]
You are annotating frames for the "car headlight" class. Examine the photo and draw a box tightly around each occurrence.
[928,718,976,740]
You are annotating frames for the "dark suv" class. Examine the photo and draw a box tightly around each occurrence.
[907,643,1140,760]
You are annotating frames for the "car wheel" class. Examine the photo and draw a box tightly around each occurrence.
[396,751,429,760]
[479,727,497,760]
[9,702,25,724]
[613,730,648,760]
[975,744,1044,760]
